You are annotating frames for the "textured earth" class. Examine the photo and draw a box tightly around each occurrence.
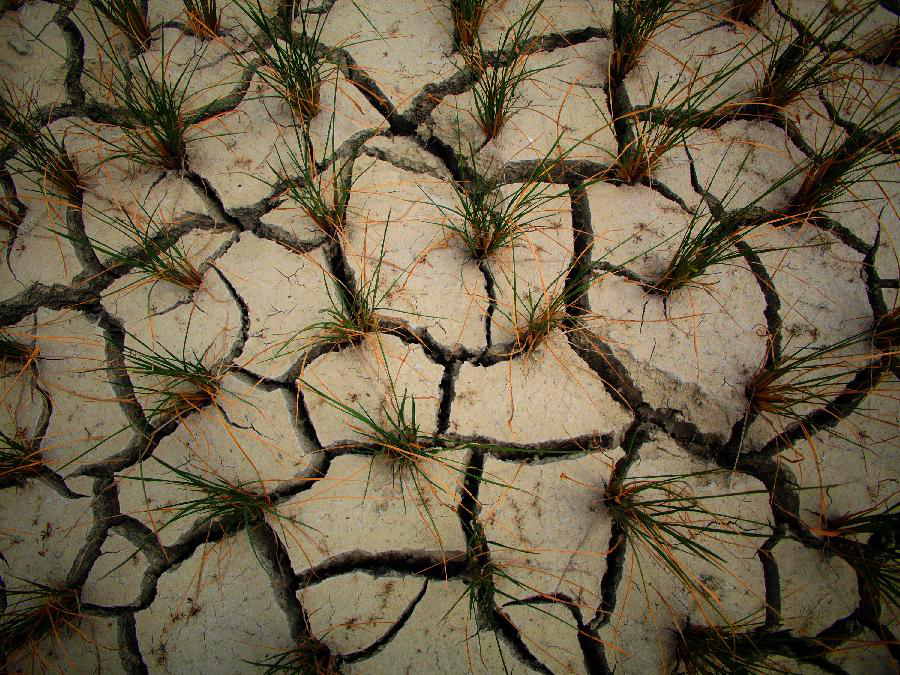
[0,0,898,673]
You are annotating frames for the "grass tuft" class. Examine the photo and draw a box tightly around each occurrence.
[123,456,289,533]
[237,0,329,122]
[745,328,883,420]
[120,333,224,423]
[0,580,82,659]
[183,0,222,39]
[469,0,554,140]
[0,429,42,481]
[273,123,349,240]
[0,84,81,199]
[425,141,567,260]
[609,0,680,81]
[88,0,153,51]
[448,0,494,52]
[673,620,796,674]
[603,470,770,610]
[245,635,338,674]
[66,200,204,291]
[750,1,876,114]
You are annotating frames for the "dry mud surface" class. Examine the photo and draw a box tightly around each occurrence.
[0,0,898,673]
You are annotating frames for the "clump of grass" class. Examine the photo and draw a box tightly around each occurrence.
[183,0,221,39]
[649,204,768,296]
[246,635,338,674]
[0,581,81,659]
[120,333,224,423]
[609,0,681,81]
[494,258,596,355]
[424,143,566,260]
[784,83,899,220]
[673,620,796,674]
[745,329,881,420]
[448,0,493,52]
[124,456,289,533]
[603,470,770,609]
[749,1,875,115]
[819,500,899,611]
[237,0,329,122]
[88,0,153,51]
[0,429,42,481]
[606,48,754,184]
[469,0,555,140]
[273,124,350,240]
[70,201,204,291]
[0,84,81,199]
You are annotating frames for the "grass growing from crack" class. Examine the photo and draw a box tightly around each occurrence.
[745,327,886,421]
[272,121,351,240]
[245,636,338,674]
[819,499,900,611]
[469,0,555,140]
[447,0,494,52]
[602,46,756,184]
[749,0,876,114]
[673,619,797,675]
[88,0,152,51]
[609,0,681,81]
[61,200,203,292]
[183,0,221,39]
[603,470,770,614]
[271,218,404,360]
[0,83,81,200]
[0,580,82,660]
[785,81,899,220]
[0,429,42,481]
[120,332,224,423]
[73,20,230,172]
[424,137,569,260]
[237,0,330,122]
[123,456,292,534]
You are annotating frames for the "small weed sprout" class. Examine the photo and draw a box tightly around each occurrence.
[470,0,556,140]
[183,0,222,39]
[88,0,153,51]
[0,581,82,661]
[0,84,81,200]
[237,0,330,122]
